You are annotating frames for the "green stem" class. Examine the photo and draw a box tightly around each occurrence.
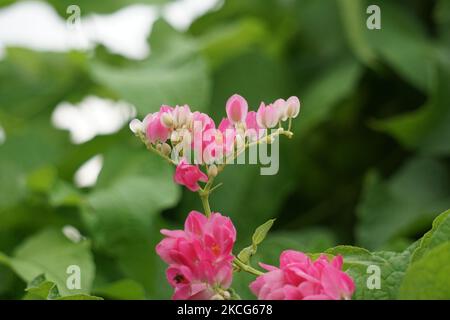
[233,258,264,276]
[200,192,212,218]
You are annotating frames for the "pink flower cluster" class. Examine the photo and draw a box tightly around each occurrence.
[130,94,300,191]
[156,211,237,300]
[250,250,355,300]
[129,94,300,164]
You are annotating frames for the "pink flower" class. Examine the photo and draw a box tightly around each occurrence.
[226,94,248,124]
[245,111,264,141]
[146,105,173,143]
[174,159,208,192]
[250,250,355,300]
[256,102,279,129]
[156,211,237,300]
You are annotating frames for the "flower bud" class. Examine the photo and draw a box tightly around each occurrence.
[286,96,300,118]
[129,119,143,134]
[256,103,279,129]
[273,98,288,121]
[171,131,180,143]
[161,112,174,128]
[226,94,248,124]
[172,105,192,128]
[207,164,218,178]
[161,142,172,156]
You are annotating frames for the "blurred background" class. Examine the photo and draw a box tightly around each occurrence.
[0,0,449,299]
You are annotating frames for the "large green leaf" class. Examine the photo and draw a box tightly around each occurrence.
[325,244,417,300]
[295,60,361,136]
[94,279,145,300]
[24,274,102,300]
[82,144,180,295]
[90,20,211,115]
[411,209,450,263]
[364,1,434,91]
[0,48,89,118]
[373,63,450,156]
[357,157,450,249]
[0,228,95,296]
[399,242,450,299]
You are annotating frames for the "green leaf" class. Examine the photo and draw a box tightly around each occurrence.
[237,245,256,265]
[399,242,450,299]
[363,1,434,91]
[24,274,103,300]
[357,157,450,249]
[373,62,450,156]
[82,145,180,295]
[0,229,95,296]
[337,0,377,66]
[199,18,269,70]
[296,60,361,136]
[252,219,275,246]
[27,166,57,194]
[94,279,146,300]
[0,48,89,117]
[325,244,417,300]
[24,274,56,300]
[90,20,211,115]
[411,209,450,263]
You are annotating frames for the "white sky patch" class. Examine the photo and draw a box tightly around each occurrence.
[52,96,136,144]
[0,125,5,145]
[74,154,103,188]
[0,0,222,60]
[162,0,223,31]
[81,5,158,59]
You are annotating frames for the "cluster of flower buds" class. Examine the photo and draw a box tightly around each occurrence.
[130,94,300,164]
[130,94,300,191]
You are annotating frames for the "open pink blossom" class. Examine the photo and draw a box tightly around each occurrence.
[226,94,248,124]
[146,105,173,143]
[156,211,237,300]
[250,250,355,300]
[174,159,208,191]
[256,102,279,129]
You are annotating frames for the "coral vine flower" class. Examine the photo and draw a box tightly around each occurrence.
[174,159,208,192]
[256,102,279,129]
[226,94,248,124]
[146,105,173,143]
[156,211,237,300]
[250,250,355,300]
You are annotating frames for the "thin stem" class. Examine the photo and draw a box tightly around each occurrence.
[200,192,212,218]
[233,258,264,276]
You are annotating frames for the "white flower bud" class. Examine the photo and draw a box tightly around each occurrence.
[207,164,218,178]
[286,96,300,118]
[171,131,180,143]
[129,119,143,133]
[161,112,174,128]
[161,143,172,156]
[62,225,83,243]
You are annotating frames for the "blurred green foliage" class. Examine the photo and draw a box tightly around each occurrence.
[0,0,449,299]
